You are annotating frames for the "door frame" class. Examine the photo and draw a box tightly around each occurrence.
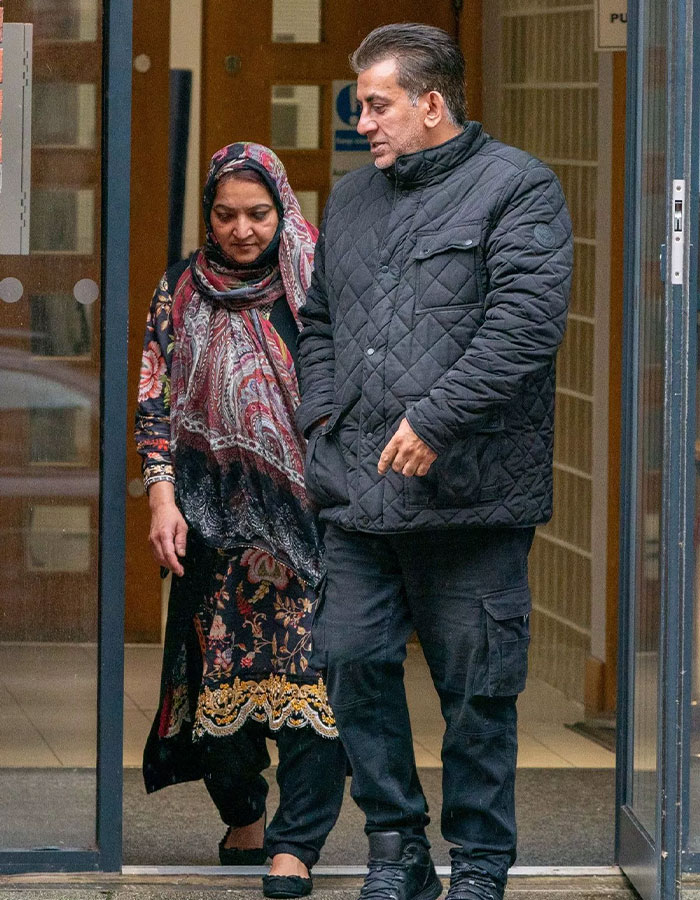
[616,0,699,897]
[0,0,131,873]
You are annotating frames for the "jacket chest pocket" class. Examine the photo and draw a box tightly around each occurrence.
[413,225,484,312]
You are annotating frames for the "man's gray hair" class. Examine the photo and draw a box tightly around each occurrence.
[350,23,468,127]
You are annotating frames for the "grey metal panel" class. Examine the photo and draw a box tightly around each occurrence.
[0,23,32,255]
[619,808,657,900]
[618,0,699,897]
[679,0,700,875]
[94,0,133,872]
[0,850,99,874]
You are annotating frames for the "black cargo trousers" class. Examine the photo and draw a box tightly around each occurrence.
[312,523,536,886]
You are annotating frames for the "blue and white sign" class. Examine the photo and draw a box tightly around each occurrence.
[331,80,371,185]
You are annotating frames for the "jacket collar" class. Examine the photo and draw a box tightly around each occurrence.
[384,121,487,189]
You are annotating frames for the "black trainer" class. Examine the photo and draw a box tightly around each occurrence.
[445,860,504,900]
[358,831,443,900]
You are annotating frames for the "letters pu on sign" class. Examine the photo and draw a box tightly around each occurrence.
[595,1,627,51]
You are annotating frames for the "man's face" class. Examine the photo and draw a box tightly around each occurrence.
[356,58,428,169]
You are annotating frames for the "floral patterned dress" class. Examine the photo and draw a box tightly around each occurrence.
[135,268,337,792]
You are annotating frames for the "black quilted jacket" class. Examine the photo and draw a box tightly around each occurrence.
[296,122,573,532]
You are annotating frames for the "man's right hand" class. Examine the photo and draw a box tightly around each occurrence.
[148,481,188,577]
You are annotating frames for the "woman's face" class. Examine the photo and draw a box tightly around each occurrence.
[210,176,280,264]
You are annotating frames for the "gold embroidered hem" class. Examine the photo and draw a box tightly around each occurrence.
[193,674,339,739]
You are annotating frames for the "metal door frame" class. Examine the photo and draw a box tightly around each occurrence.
[0,0,131,873]
[616,1,699,897]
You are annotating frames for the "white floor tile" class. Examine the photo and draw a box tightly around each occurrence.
[520,724,616,768]
[0,639,615,772]
[518,676,584,726]
[123,708,153,767]
[19,703,97,733]
[0,709,61,767]
[516,732,573,768]
[412,740,442,768]
[123,645,164,711]
[266,738,280,766]
[412,731,442,757]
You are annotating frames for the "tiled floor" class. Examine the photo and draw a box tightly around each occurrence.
[0,642,615,769]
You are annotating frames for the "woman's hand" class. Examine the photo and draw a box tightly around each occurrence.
[148,481,188,577]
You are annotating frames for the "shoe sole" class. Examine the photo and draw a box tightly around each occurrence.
[412,873,443,900]
[263,888,312,899]
[262,878,313,898]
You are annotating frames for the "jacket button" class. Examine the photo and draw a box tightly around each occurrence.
[360,516,371,526]
[380,265,389,274]
[366,347,375,356]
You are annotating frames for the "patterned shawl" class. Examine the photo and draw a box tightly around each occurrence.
[169,143,322,584]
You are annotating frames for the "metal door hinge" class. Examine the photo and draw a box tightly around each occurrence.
[671,179,685,285]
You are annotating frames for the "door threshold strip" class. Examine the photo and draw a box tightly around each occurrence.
[122,866,622,878]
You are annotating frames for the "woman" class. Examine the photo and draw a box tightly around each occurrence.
[135,143,346,898]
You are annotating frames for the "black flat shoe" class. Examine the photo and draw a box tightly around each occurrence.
[218,826,268,866]
[262,874,313,898]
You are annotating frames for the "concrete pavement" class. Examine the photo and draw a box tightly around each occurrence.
[0,873,642,900]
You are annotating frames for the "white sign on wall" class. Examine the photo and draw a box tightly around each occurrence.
[330,80,372,185]
[595,1,627,51]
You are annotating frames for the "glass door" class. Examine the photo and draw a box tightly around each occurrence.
[0,0,130,872]
[618,1,697,898]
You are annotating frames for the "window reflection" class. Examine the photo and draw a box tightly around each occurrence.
[30,294,92,357]
[272,0,321,42]
[30,0,99,42]
[271,85,321,149]
[30,188,95,254]
[295,191,319,226]
[29,407,91,465]
[26,504,91,572]
[33,83,97,148]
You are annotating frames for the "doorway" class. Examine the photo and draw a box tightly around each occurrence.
[119,0,620,873]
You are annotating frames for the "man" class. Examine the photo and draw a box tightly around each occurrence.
[296,23,573,900]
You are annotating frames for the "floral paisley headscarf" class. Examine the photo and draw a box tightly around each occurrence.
[168,143,322,584]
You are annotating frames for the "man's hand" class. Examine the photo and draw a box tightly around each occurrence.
[378,418,437,477]
[148,481,188,577]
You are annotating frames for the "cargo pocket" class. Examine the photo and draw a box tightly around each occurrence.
[304,409,349,508]
[482,585,531,696]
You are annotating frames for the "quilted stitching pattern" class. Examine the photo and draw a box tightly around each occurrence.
[296,122,573,532]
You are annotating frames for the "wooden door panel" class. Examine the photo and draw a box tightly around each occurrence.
[201,0,458,225]
[124,0,172,642]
